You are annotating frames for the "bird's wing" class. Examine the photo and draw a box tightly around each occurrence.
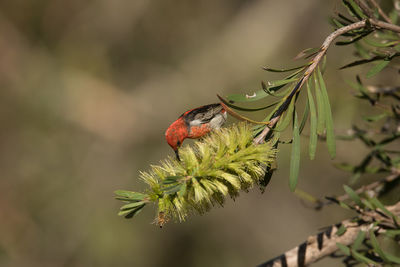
[184,103,223,126]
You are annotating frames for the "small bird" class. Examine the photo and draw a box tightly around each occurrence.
[165,103,227,160]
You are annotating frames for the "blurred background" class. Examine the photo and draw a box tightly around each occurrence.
[1,0,397,266]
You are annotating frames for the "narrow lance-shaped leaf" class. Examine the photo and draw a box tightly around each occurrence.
[318,67,336,158]
[307,79,318,160]
[343,185,362,207]
[275,96,296,132]
[217,93,279,112]
[313,73,325,135]
[366,60,390,78]
[263,65,306,73]
[299,96,309,134]
[369,230,400,264]
[352,230,366,250]
[289,110,301,192]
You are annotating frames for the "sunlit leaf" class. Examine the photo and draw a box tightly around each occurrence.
[289,111,300,192]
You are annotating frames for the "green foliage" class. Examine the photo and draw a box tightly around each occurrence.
[115,123,277,226]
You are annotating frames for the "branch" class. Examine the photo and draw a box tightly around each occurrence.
[258,201,400,267]
[253,18,400,144]
[322,168,400,207]
[368,0,393,23]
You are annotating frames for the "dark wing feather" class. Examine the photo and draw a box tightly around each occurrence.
[183,103,223,125]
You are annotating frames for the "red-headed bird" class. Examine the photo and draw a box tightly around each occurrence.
[165,103,227,160]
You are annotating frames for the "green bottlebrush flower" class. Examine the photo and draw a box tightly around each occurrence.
[115,123,277,227]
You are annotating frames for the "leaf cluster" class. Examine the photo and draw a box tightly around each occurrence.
[334,186,400,266]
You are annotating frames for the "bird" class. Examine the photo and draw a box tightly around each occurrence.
[165,103,227,160]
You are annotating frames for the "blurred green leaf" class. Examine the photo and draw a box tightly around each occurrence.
[363,113,387,122]
[370,230,400,264]
[120,201,146,211]
[336,224,347,236]
[366,60,390,78]
[218,94,279,111]
[263,65,305,73]
[314,74,325,135]
[364,38,399,47]
[343,185,362,207]
[289,111,300,192]
[294,47,319,60]
[307,80,318,160]
[114,190,147,201]
[369,197,394,217]
[275,97,295,132]
[351,250,377,265]
[352,230,365,250]
[299,96,309,134]
[336,243,351,256]
[318,68,336,158]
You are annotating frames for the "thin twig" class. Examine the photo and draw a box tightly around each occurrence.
[253,18,400,144]
[368,0,393,23]
[326,169,400,206]
[258,201,400,267]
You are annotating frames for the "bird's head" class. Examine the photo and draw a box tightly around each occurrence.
[165,118,188,160]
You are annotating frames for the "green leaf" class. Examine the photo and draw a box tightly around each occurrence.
[275,96,296,132]
[352,230,366,250]
[294,47,319,60]
[347,0,367,19]
[263,65,306,73]
[336,243,351,256]
[177,182,187,197]
[314,74,325,135]
[385,229,400,238]
[343,185,362,207]
[120,201,146,211]
[267,78,299,88]
[118,204,145,218]
[369,197,394,217]
[364,38,399,47]
[336,224,347,236]
[218,93,279,112]
[163,184,182,195]
[351,250,377,265]
[362,113,387,122]
[317,68,335,158]
[307,79,318,160]
[226,89,268,102]
[114,190,147,201]
[369,230,389,262]
[289,111,300,192]
[299,96,309,134]
[366,60,390,78]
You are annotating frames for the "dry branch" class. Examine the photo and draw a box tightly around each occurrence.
[258,201,400,267]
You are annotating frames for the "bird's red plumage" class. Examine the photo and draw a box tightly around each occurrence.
[165,103,226,160]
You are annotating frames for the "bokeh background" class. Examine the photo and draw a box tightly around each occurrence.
[1,0,397,266]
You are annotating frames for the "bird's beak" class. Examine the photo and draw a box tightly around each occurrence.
[174,150,181,161]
